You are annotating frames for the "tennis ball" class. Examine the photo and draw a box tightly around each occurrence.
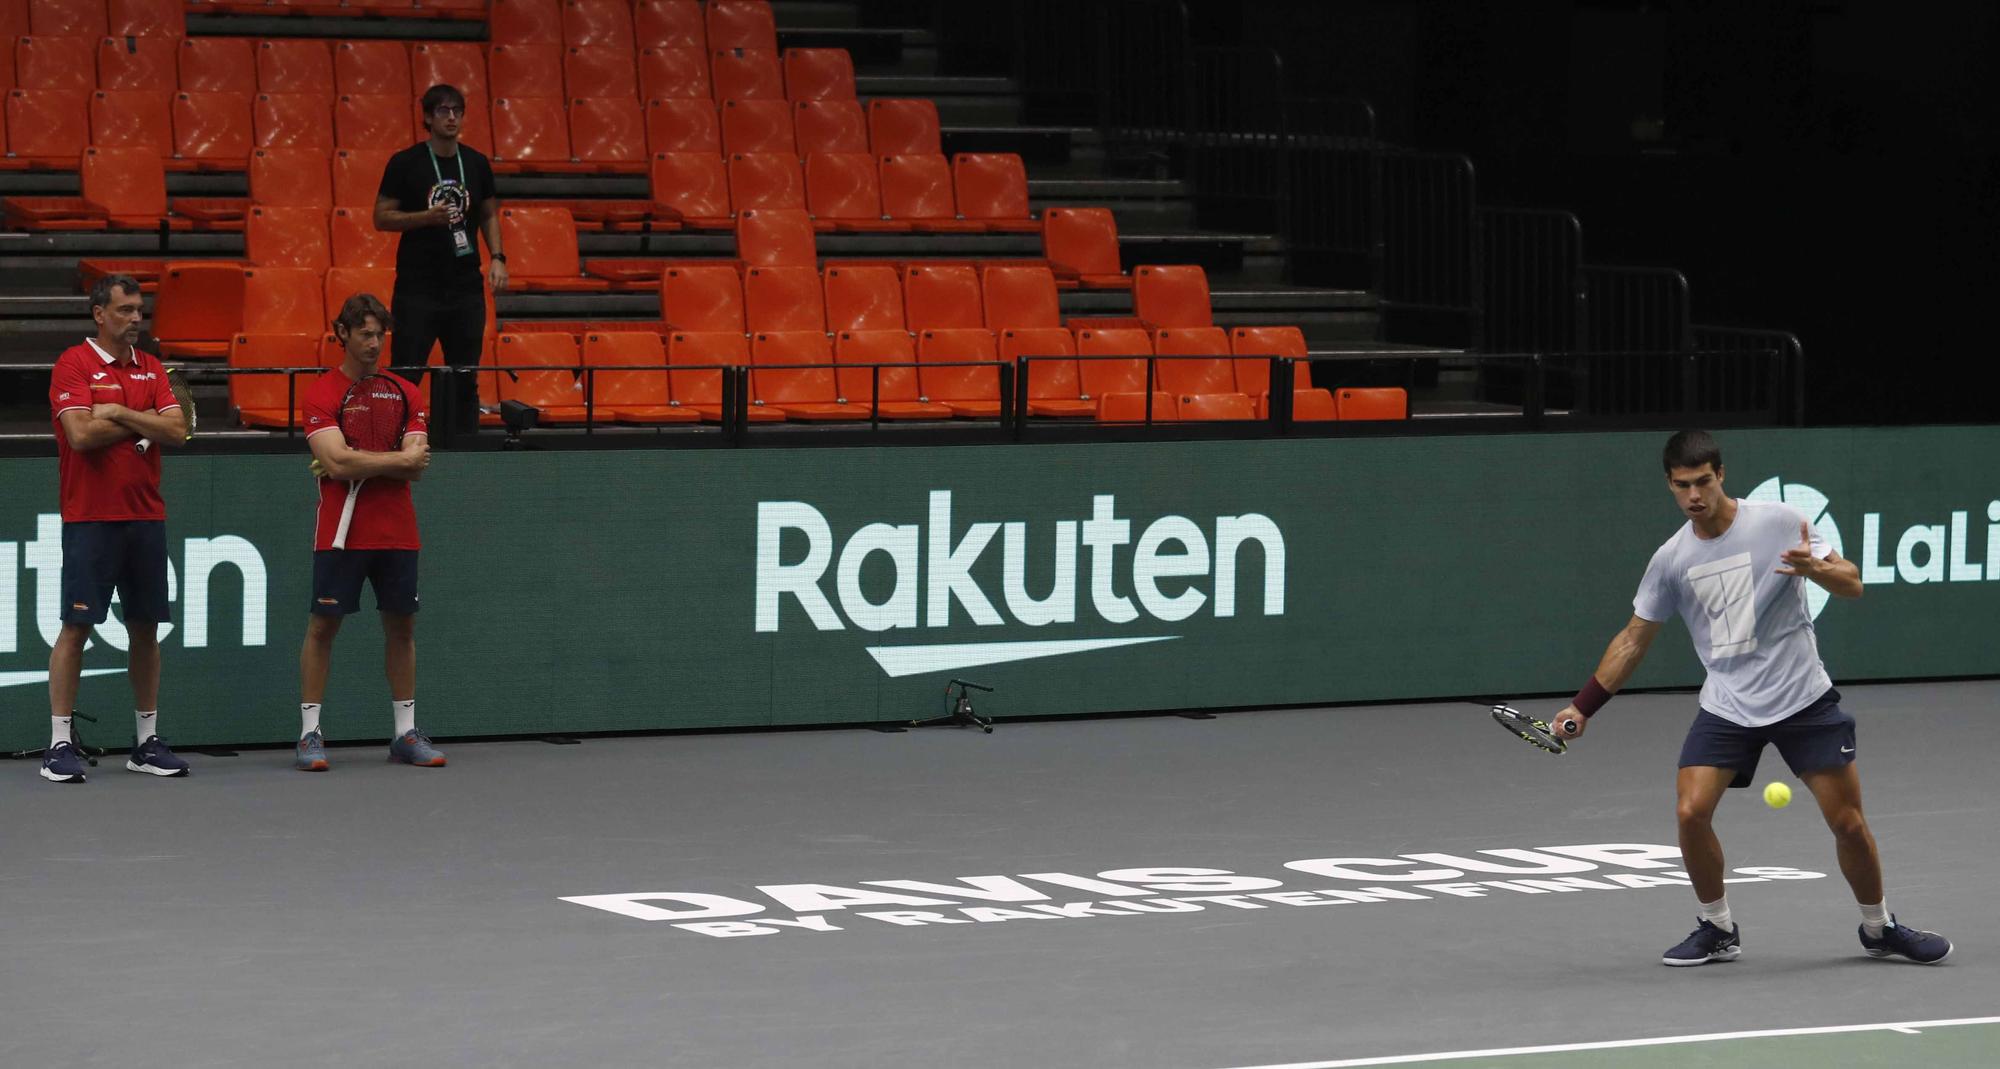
[1763,781,1792,809]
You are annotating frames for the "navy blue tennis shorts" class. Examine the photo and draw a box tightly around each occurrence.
[1678,687,1854,789]
[61,520,171,626]
[311,549,420,616]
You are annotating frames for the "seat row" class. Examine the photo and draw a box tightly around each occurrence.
[491,0,777,53]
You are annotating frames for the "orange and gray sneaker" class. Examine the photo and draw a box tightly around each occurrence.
[389,729,446,767]
[295,730,328,772]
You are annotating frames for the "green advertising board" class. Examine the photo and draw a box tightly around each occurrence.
[2,427,1995,750]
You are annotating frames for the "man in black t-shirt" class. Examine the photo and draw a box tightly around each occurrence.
[374,83,508,435]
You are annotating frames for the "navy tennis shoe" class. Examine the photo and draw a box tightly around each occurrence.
[1860,916,1952,964]
[1662,918,1741,966]
[40,740,87,783]
[127,735,190,777]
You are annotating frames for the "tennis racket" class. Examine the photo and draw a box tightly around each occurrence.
[165,367,195,441]
[1491,703,1568,755]
[330,373,408,550]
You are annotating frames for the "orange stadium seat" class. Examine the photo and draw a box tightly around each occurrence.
[1133,264,1212,328]
[639,46,709,99]
[953,153,1039,233]
[791,99,866,155]
[333,147,394,207]
[999,326,1094,417]
[1229,325,1333,420]
[783,48,854,101]
[81,146,180,228]
[1042,207,1129,289]
[877,153,980,232]
[248,147,332,208]
[823,263,904,331]
[16,35,95,91]
[0,0,29,36]
[229,333,318,429]
[256,40,333,95]
[335,40,411,97]
[7,89,87,167]
[492,95,584,171]
[489,0,562,46]
[868,99,940,155]
[743,265,823,332]
[727,151,803,212]
[916,328,1002,418]
[0,42,12,91]
[981,264,1061,329]
[171,90,252,170]
[1076,327,1158,418]
[668,330,777,422]
[323,266,395,320]
[254,93,333,151]
[565,45,637,99]
[89,89,173,156]
[154,261,247,357]
[500,206,612,291]
[902,263,983,330]
[1153,326,1252,419]
[705,0,774,51]
[96,35,178,91]
[178,37,254,94]
[659,263,744,331]
[331,205,395,267]
[1097,391,1177,422]
[1177,392,1255,420]
[28,0,104,37]
[563,0,632,51]
[735,206,815,266]
[492,332,590,422]
[648,151,731,227]
[750,330,870,421]
[581,331,699,423]
[107,0,184,36]
[336,93,414,149]
[645,98,718,152]
[245,206,330,271]
[833,330,954,420]
[709,47,782,100]
[635,0,703,50]
[1336,387,1408,421]
[410,42,488,101]
[568,96,646,171]
[804,151,903,232]
[489,43,563,98]
[719,98,792,154]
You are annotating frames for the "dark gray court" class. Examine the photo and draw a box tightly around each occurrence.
[4,681,1995,1068]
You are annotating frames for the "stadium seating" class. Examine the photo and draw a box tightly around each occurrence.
[916,328,1003,418]
[710,47,783,100]
[750,330,871,420]
[648,151,731,227]
[489,43,564,98]
[804,152,903,232]
[249,147,333,208]
[705,0,776,51]
[581,331,701,423]
[952,153,1038,233]
[1076,327,1164,421]
[1336,387,1409,421]
[727,151,804,212]
[833,331,954,420]
[257,40,334,95]
[154,261,247,357]
[493,95,586,172]
[635,0,704,50]
[659,263,745,331]
[719,98,794,155]
[568,97,647,171]
[172,90,253,170]
[89,89,174,157]
[335,41,412,97]
[877,153,981,232]
[333,148,395,208]
[998,327,1095,418]
[17,35,95,91]
[735,207,816,267]
[491,332,590,422]
[743,265,824,332]
[228,333,317,429]
[1228,326,1335,421]
[639,46,710,100]
[782,49,855,101]
[332,206,396,267]
[566,44,639,99]
[323,266,396,321]
[981,264,1062,329]
[822,264,904,331]
[868,99,940,155]
[667,330,782,422]
[245,206,332,271]
[7,89,87,167]
[254,93,334,152]
[791,99,867,155]
[490,0,562,45]
[564,0,634,51]
[645,98,719,152]
[500,207,612,291]
[1133,265,1213,328]
[108,0,184,37]
[336,94,415,149]
[902,263,983,330]
[179,37,255,94]
[97,36,178,91]
[1042,207,1131,289]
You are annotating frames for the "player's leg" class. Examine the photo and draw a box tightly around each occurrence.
[375,551,443,767]
[435,289,487,436]
[1665,708,1759,966]
[1675,765,1737,901]
[297,550,366,771]
[389,289,444,387]
[120,521,185,776]
[1798,763,1881,902]
[48,521,115,779]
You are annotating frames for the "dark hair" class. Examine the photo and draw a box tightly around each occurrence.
[419,83,466,133]
[333,293,393,338]
[1662,429,1722,475]
[89,274,142,314]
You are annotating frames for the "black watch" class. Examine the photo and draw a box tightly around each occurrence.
[490,253,507,263]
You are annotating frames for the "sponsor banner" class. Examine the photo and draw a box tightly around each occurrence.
[2,428,1997,748]
[556,843,1827,940]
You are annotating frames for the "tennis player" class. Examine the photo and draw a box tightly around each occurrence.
[42,275,190,783]
[1551,430,1950,966]
[296,294,443,771]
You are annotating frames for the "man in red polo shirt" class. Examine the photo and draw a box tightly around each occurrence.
[43,275,191,783]
[296,293,439,771]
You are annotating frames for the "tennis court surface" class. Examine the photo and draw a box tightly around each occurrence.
[4,680,1992,1068]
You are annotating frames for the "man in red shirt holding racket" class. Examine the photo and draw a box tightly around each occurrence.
[297,294,440,771]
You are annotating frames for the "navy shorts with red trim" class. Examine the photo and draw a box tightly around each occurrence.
[1678,688,1854,789]
[311,549,420,616]
[60,520,171,626]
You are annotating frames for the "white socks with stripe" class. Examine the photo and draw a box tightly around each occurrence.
[301,703,322,738]
[52,715,72,748]
[135,710,157,742]
[392,699,416,738]
[1860,900,1889,939]
[1698,896,1733,933]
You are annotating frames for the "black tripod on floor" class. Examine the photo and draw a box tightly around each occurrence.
[909,679,995,733]
[6,711,103,766]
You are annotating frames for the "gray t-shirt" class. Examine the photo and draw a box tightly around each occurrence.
[1633,498,1834,727]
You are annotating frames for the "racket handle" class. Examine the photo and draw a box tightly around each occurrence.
[1559,718,1580,736]
[332,480,361,550]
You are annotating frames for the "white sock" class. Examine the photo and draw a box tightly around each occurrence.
[1698,896,1733,932]
[136,709,158,742]
[392,699,416,738]
[1860,900,1889,938]
[301,703,322,738]
[52,715,72,748]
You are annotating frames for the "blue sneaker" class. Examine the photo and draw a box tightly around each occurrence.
[388,729,446,767]
[295,730,328,772]
[1662,919,1741,966]
[40,740,87,783]
[127,735,190,777]
[1860,916,1952,964]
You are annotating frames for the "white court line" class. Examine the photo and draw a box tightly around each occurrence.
[1212,1016,2000,1069]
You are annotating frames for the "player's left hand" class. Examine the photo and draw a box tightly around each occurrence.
[91,402,128,422]
[487,257,509,292]
[1776,519,1819,577]
[308,458,326,478]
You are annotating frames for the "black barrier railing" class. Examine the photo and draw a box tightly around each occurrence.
[1693,326,1806,427]
[1280,98,1381,289]
[1378,151,1482,347]
[1481,207,1585,354]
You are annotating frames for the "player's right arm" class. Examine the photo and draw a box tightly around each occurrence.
[57,405,136,450]
[373,194,452,232]
[309,427,429,480]
[1551,615,1662,740]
